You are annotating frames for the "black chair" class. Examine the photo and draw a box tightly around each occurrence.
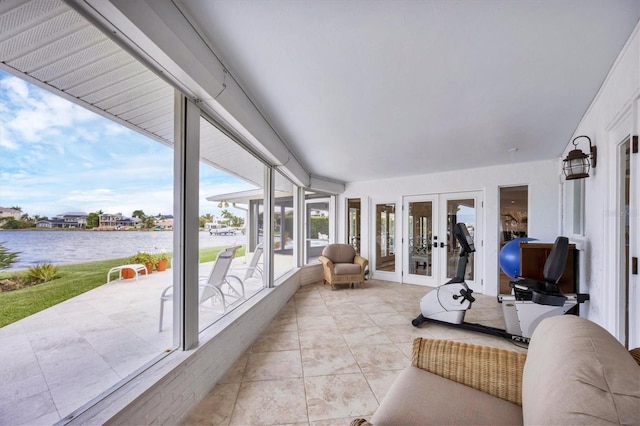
[510,237,569,307]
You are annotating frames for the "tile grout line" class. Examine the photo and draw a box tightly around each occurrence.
[296,294,311,425]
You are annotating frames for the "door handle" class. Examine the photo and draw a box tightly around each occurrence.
[440,242,445,248]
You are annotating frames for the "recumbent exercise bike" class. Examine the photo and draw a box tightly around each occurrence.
[411,223,589,342]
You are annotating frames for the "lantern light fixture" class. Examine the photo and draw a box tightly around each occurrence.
[563,135,597,180]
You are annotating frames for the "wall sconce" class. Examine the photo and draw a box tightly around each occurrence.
[563,135,597,180]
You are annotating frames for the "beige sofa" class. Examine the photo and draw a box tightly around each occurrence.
[353,315,640,425]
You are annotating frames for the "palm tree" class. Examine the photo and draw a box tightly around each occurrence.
[132,210,146,220]
[199,213,214,228]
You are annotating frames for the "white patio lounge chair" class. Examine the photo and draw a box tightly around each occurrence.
[159,246,244,331]
[230,243,263,282]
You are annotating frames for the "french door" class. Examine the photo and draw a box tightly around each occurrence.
[403,192,483,292]
[369,200,400,282]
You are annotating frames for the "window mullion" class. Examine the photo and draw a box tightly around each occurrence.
[173,92,200,350]
[264,167,275,287]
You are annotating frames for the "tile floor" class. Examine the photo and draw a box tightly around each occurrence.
[182,279,528,425]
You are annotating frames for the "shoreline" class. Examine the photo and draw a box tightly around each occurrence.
[0,244,240,275]
[0,230,238,272]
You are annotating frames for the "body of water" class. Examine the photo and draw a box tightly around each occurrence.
[0,230,242,270]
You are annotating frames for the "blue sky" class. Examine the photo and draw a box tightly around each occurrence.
[0,71,252,219]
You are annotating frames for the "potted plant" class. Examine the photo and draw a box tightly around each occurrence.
[120,267,136,279]
[154,252,169,272]
[129,252,154,274]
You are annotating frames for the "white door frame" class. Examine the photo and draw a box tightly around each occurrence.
[401,191,484,293]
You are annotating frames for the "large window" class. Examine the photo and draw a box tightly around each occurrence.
[571,180,585,236]
[274,170,296,280]
[0,4,314,422]
[194,116,267,332]
[0,71,179,423]
[305,192,331,264]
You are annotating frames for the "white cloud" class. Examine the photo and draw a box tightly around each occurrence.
[64,189,117,203]
[105,123,129,136]
[2,77,101,145]
[0,132,18,150]
[0,72,252,219]
[2,76,29,100]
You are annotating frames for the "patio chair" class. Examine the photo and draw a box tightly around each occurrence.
[230,243,263,281]
[319,243,369,290]
[159,246,244,331]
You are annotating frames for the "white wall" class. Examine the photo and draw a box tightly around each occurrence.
[560,22,640,345]
[339,158,561,297]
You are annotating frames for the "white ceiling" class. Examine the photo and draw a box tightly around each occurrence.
[178,0,640,183]
[2,0,638,187]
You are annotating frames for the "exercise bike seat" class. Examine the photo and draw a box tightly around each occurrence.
[509,236,569,307]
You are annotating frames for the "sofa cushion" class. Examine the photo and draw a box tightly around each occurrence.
[334,263,361,275]
[371,366,523,425]
[322,244,355,264]
[523,316,640,425]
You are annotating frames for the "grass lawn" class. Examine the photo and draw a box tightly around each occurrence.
[0,245,245,328]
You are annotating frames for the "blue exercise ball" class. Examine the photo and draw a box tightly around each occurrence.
[499,237,538,279]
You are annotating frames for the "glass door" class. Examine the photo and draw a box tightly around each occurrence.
[440,193,482,291]
[499,186,528,293]
[347,198,361,254]
[375,203,396,273]
[403,195,439,286]
[403,192,483,291]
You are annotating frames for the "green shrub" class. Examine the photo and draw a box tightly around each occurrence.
[154,252,169,262]
[26,263,59,283]
[129,252,153,265]
[0,242,19,270]
[310,216,329,238]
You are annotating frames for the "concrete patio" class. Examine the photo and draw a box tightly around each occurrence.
[0,257,264,425]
